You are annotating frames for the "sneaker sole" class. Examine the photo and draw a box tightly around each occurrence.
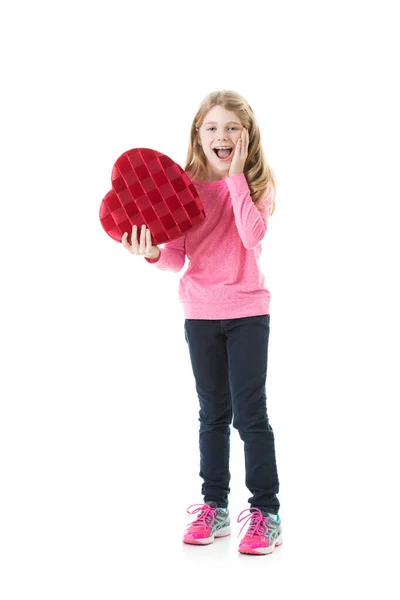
[239,532,283,555]
[183,525,231,545]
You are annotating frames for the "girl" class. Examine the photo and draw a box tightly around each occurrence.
[121,90,282,556]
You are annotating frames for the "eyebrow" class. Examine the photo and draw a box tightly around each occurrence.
[204,121,241,126]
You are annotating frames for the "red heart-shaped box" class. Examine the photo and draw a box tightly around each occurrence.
[99,148,205,246]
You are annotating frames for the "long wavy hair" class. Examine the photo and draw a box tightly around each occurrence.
[183,90,276,215]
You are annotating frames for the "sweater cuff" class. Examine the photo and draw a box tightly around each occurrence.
[145,250,162,264]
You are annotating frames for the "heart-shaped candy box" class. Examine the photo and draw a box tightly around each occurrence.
[99,148,205,245]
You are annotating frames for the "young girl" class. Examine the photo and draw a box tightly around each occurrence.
[121,90,282,556]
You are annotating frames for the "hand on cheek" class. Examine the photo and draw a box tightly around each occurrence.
[229,128,249,177]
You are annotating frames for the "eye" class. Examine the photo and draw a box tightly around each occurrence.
[206,127,239,131]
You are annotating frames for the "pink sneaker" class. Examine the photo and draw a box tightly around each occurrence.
[237,507,283,555]
[183,502,231,545]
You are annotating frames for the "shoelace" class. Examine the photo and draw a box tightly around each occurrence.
[186,503,217,528]
[237,507,270,538]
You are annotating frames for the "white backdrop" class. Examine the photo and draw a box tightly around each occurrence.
[1,1,399,598]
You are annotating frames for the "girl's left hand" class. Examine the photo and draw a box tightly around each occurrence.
[229,127,249,177]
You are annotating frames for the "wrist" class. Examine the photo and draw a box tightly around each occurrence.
[147,247,160,260]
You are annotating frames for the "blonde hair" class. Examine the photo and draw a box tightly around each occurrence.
[184,90,276,215]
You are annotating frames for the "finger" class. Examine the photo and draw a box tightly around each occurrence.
[130,225,138,252]
[121,231,131,248]
[146,228,152,251]
[242,129,248,155]
[238,137,244,158]
[139,224,146,254]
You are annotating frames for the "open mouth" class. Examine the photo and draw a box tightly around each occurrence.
[213,148,233,160]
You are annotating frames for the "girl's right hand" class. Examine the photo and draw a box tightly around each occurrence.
[121,224,160,259]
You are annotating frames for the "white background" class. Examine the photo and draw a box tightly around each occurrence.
[1,0,399,598]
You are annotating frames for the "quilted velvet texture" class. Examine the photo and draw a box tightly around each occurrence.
[99,148,205,245]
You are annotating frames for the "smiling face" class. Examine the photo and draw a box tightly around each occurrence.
[197,105,244,180]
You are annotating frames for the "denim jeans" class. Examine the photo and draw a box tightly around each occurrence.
[184,314,280,514]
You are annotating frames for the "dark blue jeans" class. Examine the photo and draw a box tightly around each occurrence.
[184,314,280,514]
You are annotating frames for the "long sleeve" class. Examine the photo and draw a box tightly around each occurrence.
[225,173,273,250]
[144,232,186,272]
[154,174,273,319]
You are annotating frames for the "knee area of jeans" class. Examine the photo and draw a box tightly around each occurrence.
[199,418,232,430]
[232,418,274,434]
[199,409,232,426]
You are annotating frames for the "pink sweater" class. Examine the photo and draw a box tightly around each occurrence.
[145,172,274,319]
